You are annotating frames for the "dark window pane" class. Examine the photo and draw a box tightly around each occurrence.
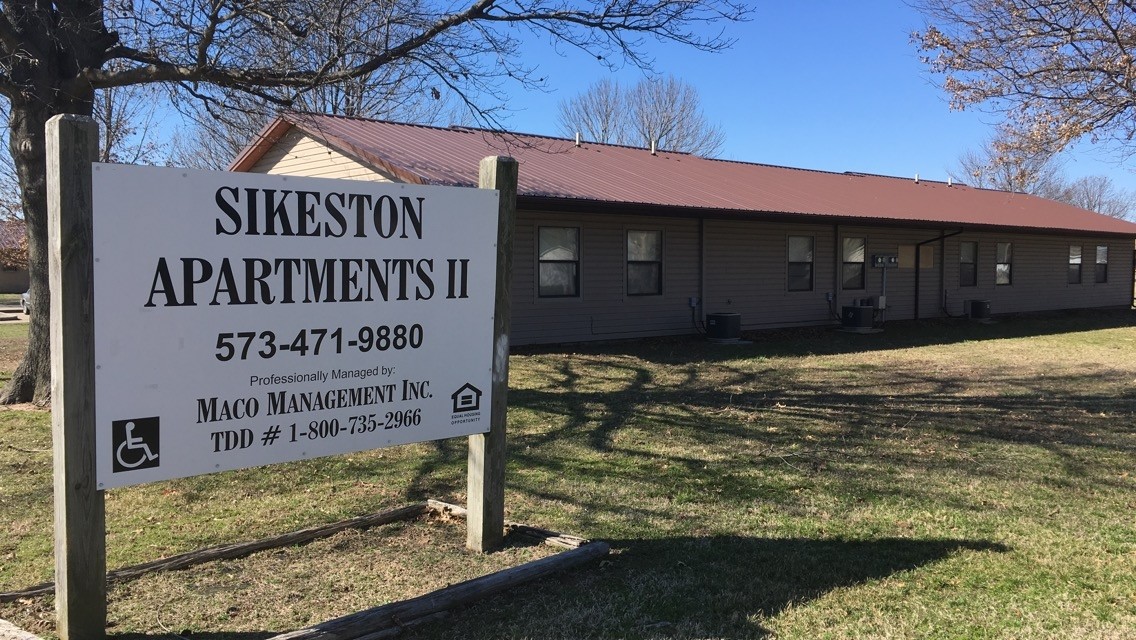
[1096,263,1108,283]
[960,263,977,287]
[959,241,977,264]
[842,264,865,290]
[627,263,661,295]
[788,263,813,291]
[788,236,813,262]
[539,263,578,297]
[1068,264,1082,284]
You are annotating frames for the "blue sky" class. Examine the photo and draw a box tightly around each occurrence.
[497,1,1136,191]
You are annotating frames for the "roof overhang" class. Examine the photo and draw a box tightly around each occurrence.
[517,195,1136,238]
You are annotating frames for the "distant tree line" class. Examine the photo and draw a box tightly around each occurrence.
[951,129,1132,219]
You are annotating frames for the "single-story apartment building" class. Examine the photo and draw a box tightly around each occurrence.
[230,112,1136,345]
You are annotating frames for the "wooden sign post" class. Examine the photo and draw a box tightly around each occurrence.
[48,114,105,639]
[467,156,517,552]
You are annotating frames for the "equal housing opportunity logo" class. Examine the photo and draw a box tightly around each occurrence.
[450,383,483,425]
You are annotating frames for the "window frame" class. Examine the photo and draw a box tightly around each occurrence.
[537,226,581,298]
[626,229,664,296]
[787,235,814,292]
[959,241,978,287]
[1095,245,1109,284]
[995,242,1013,286]
[842,237,866,290]
[1068,245,1082,285]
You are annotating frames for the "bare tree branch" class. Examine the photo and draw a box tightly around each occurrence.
[0,0,749,402]
[915,0,1136,154]
[558,74,724,156]
[951,128,1132,219]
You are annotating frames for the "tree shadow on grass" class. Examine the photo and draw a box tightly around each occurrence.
[423,535,1009,639]
[106,535,1008,640]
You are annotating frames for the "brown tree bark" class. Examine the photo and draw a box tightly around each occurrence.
[3,101,54,404]
[1,95,94,404]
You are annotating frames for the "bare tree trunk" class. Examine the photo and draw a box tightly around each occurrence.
[2,99,54,404]
[2,87,93,405]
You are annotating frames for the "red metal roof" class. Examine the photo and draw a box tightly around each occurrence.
[230,113,1136,236]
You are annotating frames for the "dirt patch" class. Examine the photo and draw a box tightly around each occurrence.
[0,404,45,413]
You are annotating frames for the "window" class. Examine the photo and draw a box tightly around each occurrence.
[842,237,866,290]
[959,241,977,287]
[538,227,579,297]
[899,245,935,269]
[627,230,663,295]
[787,236,814,291]
[996,242,1013,285]
[1068,245,1082,284]
[1096,245,1109,283]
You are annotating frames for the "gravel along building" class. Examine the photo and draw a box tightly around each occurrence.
[231,113,1136,345]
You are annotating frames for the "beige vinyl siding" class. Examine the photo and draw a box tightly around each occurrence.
[510,211,700,345]
[834,226,944,320]
[250,130,398,182]
[0,268,28,294]
[702,222,948,327]
[941,234,1133,315]
[700,223,1133,332]
[702,220,836,328]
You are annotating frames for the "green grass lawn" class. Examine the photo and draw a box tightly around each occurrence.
[2,311,1135,639]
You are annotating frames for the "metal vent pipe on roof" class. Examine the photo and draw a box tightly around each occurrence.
[575,132,580,147]
[650,139,657,155]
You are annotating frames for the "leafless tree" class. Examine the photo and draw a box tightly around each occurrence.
[557,78,628,145]
[169,4,458,170]
[949,128,1064,195]
[915,1,1136,154]
[0,0,749,403]
[952,132,1132,219]
[1053,175,1133,220]
[558,75,725,156]
[627,76,724,156]
[93,71,166,165]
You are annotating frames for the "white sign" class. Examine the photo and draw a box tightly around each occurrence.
[93,165,499,489]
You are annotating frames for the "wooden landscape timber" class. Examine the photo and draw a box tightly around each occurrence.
[426,499,592,550]
[269,539,611,640]
[0,498,604,640]
[0,503,430,603]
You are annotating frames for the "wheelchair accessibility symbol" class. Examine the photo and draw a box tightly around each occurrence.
[111,417,160,473]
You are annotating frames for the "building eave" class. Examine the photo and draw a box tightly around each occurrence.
[517,195,1136,238]
[228,116,293,172]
